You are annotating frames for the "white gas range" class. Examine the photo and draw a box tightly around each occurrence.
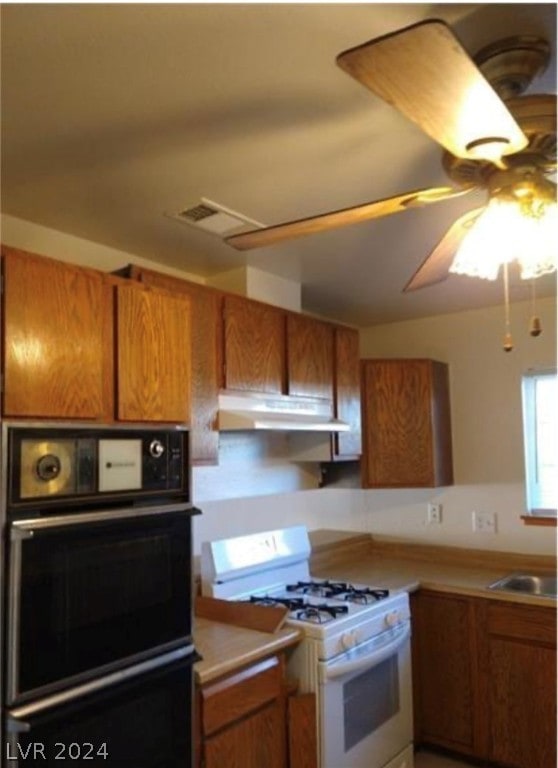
[201,526,414,768]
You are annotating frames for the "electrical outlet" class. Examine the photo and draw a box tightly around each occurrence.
[472,510,497,534]
[427,503,442,525]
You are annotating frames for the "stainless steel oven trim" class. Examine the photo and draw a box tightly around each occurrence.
[10,501,196,535]
[6,515,23,713]
[6,644,195,722]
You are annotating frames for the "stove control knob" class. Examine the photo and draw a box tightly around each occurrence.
[341,631,357,650]
[149,439,165,458]
[384,610,400,628]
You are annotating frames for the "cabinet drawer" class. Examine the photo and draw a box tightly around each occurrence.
[486,601,556,645]
[201,657,282,736]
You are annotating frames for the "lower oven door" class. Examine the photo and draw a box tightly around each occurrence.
[6,504,195,705]
[4,648,198,768]
[318,621,413,768]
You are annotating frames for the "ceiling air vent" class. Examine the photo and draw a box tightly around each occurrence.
[166,198,264,236]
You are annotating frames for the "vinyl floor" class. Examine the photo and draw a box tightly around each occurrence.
[414,749,477,768]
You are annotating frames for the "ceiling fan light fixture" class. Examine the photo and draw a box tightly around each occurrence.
[449,191,558,282]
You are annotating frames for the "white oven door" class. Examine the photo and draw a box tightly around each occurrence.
[318,621,413,768]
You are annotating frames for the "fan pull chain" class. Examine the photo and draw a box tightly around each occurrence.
[529,279,542,337]
[502,262,513,352]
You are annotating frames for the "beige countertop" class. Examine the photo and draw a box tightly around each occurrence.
[309,529,557,608]
[194,616,302,686]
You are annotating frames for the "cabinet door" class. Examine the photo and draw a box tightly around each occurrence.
[128,267,220,464]
[201,656,287,768]
[361,359,453,487]
[223,295,285,394]
[204,700,286,768]
[287,314,333,401]
[412,591,478,755]
[333,326,361,459]
[478,601,556,768]
[2,247,112,420]
[116,282,191,423]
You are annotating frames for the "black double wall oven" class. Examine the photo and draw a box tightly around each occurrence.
[0,423,200,767]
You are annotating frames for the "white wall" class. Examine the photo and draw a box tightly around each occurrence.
[1,214,204,282]
[359,296,557,555]
[193,487,367,555]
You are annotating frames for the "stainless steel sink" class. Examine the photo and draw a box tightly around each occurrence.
[488,573,557,598]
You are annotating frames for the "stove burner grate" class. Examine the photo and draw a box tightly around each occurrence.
[247,595,306,611]
[295,603,349,624]
[286,580,390,603]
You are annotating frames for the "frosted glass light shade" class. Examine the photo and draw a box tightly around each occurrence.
[450,196,558,281]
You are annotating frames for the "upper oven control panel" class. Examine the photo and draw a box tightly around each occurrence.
[6,425,189,510]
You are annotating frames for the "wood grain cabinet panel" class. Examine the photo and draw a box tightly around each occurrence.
[287,314,333,401]
[204,700,285,768]
[287,692,318,768]
[223,295,285,394]
[333,325,361,459]
[477,600,557,768]
[412,592,557,768]
[116,282,191,423]
[361,358,453,487]
[199,656,287,768]
[2,247,112,420]
[411,591,477,755]
[124,266,220,463]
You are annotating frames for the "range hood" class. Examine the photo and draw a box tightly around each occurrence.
[218,393,350,432]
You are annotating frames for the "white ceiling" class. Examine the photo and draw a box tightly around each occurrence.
[1,3,556,326]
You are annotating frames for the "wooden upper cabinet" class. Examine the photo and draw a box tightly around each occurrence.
[2,248,192,424]
[125,266,220,464]
[223,295,285,394]
[115,282,191,423]
[333,326,361,459]
[287,314,333,401]
[2,247,112,420]
[361,358,453,488]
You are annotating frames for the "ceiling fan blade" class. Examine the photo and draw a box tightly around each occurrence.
[404,207,484,292]
[225,186,472,251]
[337,20,528,162]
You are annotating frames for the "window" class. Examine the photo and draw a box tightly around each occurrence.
[521,369,557,516]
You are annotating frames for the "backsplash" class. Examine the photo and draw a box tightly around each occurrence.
[192,432,321,503]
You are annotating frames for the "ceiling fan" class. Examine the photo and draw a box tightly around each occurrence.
[224,20,557,292]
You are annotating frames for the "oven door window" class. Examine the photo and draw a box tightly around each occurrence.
[344,655,399,751]
[9,510,192,703]
[7,654,196,768]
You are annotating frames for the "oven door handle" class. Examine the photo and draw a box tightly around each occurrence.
[10,502,198,539]
[321,621,411,681]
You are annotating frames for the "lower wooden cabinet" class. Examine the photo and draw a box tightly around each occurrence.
[477,599,557,768]
[411,591,478,755]
[197,654,316,768]
[411,590,557,768]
